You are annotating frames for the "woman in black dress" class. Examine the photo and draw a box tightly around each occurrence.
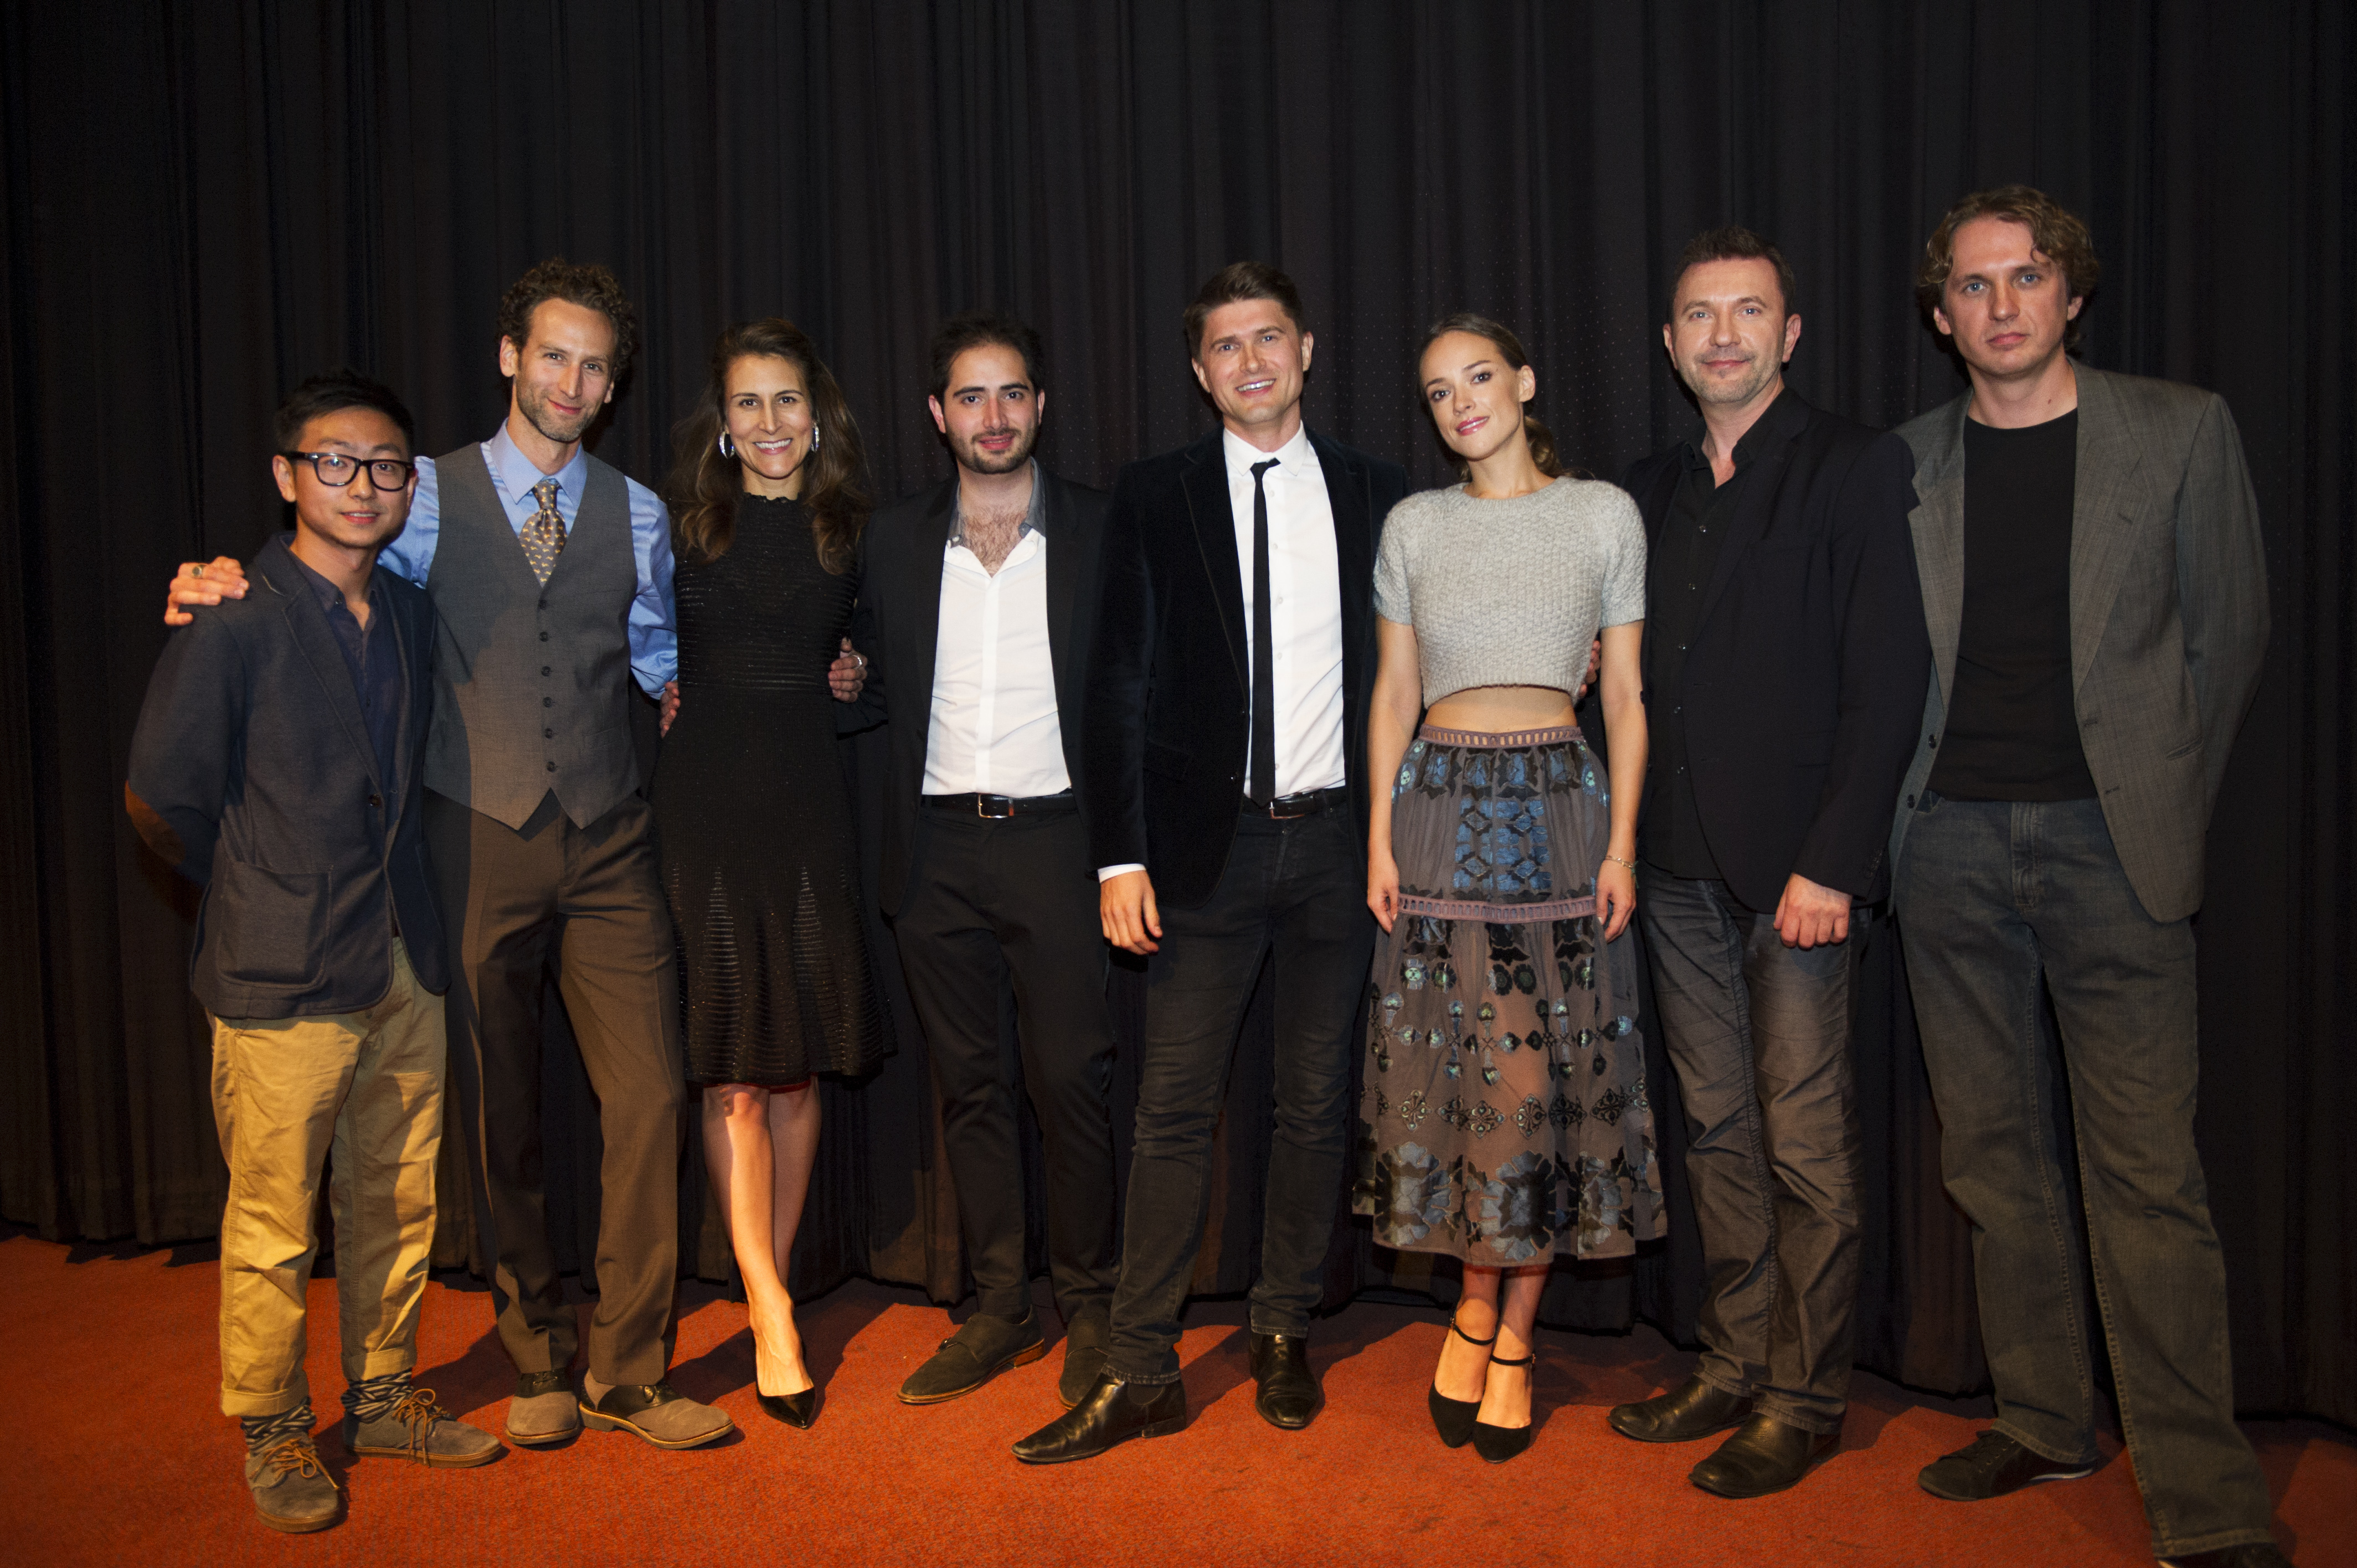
[652,318,893,1429]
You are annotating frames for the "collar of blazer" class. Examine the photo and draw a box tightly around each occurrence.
[253,533,392,792]
[1908,361,2147,704]
[1176,425,1369,686]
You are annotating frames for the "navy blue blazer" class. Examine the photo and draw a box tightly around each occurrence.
[127,532,447,1018]
[1082,426,1407,910]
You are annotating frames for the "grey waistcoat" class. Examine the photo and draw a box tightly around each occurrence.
[425,444,641,829]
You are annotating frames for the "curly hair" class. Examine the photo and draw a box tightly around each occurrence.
[1417,313,1575,482]
[1916,185,2101,348]
[496,257,639,376]
[667,318,871,574]
[930,310,1046,398]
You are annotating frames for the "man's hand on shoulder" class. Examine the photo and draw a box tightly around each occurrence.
[1100,868,1162,955]
[165,556,248,626]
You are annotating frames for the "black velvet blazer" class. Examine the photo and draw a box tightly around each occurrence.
[1620,391,1932,911]
[1082,426,1407,910]
[851,465,1109,917]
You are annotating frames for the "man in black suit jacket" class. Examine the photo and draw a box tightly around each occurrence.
[126,373,498,1534]
[1015,263,1408,1463]
[850,313,1123,1412]
[1604,230,1929,1499]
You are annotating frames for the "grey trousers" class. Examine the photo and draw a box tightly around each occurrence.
[1641,873,1866,1434]
[1898,793,2273,1559]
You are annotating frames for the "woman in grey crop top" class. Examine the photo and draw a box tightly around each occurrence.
[1351,314,1664,1463]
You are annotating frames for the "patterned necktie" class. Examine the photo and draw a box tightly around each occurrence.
[522,477,566,584]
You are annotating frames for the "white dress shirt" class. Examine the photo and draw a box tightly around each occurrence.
[1226,423,1349,798]
[922,469,1071,797]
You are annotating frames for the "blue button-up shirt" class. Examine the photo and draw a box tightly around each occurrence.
[380,424,678,696]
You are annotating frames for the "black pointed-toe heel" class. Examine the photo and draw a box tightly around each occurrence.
[1429,1314,1496,1448]
[756,1388,817,1429]
[1472,1351,1536,1463]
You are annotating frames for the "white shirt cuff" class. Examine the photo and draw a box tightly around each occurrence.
[1097,863,1146,883]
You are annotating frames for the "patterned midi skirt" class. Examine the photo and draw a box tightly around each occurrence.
[1352,724,1664,1265]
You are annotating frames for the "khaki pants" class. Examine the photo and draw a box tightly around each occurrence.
[211,938,445,1418]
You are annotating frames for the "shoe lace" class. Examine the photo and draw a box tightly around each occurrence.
[1958,1429,2020,1472]
[382,1386,449,1462]
[263,1436,339,1490]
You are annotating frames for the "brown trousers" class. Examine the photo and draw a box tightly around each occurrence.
[211,938,444,1418]
[427,789,685,1386]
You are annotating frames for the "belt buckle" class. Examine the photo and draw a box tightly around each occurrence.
[976,793,1015,819]
[1268,793,1312,821]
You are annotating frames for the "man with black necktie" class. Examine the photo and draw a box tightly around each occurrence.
[852,313,1123,1411]
[1013,262,1408,1463]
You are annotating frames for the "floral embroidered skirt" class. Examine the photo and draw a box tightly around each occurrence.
[1352,724,1664,1265]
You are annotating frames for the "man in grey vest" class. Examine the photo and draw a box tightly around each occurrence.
[169,261,728,1450]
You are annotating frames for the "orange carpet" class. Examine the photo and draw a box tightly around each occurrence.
[3,1232,2348,1566]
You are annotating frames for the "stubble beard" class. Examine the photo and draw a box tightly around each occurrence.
[955,424,1036,476]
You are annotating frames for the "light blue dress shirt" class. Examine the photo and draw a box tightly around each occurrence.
[382,424,678,696]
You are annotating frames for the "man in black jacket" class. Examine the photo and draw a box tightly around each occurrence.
[127,373,499,1534]
[1015,262,1408,1463]
[1605,229,1930,1498]
[853,313,1121,1411]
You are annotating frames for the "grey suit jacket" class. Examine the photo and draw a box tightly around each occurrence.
[1888,363,2269,924]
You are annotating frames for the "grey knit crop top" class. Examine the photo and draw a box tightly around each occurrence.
[1373,477,1648,706]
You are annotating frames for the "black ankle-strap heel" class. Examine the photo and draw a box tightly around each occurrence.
[1472,1350,1537,1464]
[1427,1315,1497,1449]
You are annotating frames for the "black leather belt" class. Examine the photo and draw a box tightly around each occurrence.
[922,791,1077,818]
[1241,784,1350,820]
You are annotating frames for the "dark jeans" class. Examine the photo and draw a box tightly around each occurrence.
[1641,873,1866,1434]
[1108,807,1374,1385]
[892,803,1119,1322]
[1898,793,2272,1558]
[426,788,686,1387]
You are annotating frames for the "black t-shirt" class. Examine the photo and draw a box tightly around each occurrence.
[1927,410,2097,801]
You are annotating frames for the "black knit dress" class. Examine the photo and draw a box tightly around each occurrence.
[651,492,894,1085]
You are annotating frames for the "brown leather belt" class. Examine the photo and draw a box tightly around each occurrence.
[1240,784,1350,820]
[922,791,1077,819]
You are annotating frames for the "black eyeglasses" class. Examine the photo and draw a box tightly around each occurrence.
[281,451,417,489]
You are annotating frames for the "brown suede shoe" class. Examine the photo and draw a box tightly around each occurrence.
[579,1378,733,1450]
[502,1369,581,1447]
[246,1435,342,1533]
[341,1386,502,1467]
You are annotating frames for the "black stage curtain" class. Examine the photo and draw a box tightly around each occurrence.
[3,2,2349,1424]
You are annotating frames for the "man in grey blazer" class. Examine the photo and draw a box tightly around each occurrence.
[1891,187,2282,1568]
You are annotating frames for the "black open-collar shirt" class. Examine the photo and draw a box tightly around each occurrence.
[1641,386,1810,888]
[282,537,400,783]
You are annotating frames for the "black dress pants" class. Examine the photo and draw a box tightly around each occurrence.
[891,802,1119,1321]
[1108,807,1374,1385]
[426,788,685,1386]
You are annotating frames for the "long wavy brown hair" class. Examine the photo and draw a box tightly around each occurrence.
[1418,312,1571,481]
[668,318,869,571]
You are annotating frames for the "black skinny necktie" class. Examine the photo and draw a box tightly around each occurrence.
[1249,458,1280,804]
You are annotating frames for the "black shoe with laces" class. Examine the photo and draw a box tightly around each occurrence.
[1918,1428,2096,1500]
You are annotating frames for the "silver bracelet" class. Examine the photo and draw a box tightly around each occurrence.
[1602,853,1637,873]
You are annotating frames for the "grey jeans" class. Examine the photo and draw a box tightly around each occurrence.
[1641,874,1866,1434]
[1898,793,2273,1559]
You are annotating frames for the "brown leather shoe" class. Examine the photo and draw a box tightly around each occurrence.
[579,1379,733,1450]
[1608,1374,1754,1443]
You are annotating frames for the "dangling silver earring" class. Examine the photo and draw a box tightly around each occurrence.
[718,431,737,459]
[810,425,821,451]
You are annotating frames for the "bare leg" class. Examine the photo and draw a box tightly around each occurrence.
[1478,1265,1548,1430]
[700,1084,816,1397]
[1435,1266,1501,1401]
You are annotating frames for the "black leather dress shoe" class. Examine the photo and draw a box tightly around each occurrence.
[1248,1332,1323,1431]
[1058,1298,1114,1410]
[1011,1371,1187,1464]
[1607,1374,1754,1443]
[897,1309,1046,1405]
[1689,1414,1840,1498]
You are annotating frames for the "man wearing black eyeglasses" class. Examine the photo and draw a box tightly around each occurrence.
[129,372,501,1533]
